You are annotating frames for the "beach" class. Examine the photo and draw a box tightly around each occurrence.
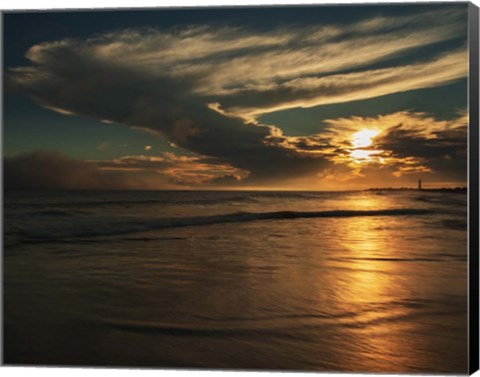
[3,189,468,372]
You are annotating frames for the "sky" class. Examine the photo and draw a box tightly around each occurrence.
[3,3,470,190]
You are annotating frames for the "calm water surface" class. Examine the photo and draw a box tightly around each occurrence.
[3,190,468,372]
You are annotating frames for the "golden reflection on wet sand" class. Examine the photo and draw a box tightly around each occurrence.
[334,215,413,371]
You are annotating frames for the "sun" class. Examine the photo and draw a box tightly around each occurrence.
[352,129,379,149]
[350,129,381,163]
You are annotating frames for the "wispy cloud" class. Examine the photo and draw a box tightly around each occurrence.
[12,8,466,118]
[216,49,467,116]
[91,152,248,186]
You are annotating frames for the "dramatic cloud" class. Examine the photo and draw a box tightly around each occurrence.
[10,8,466,117]
[5,110,467,190]
[268,111,468,188]
[6,7,468,189]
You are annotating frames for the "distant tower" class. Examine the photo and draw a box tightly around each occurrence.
[418,179,422,190]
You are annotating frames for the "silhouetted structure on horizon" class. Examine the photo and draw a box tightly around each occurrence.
[366,186,466,192]
[366,176,467,192]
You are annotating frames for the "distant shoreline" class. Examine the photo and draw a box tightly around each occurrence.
[366,187,467,192]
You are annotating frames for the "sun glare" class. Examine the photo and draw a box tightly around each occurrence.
[351,149,378,160]
[350,129,381,163]
[352,129,379,149]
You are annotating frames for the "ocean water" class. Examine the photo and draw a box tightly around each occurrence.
[3,189,468,372]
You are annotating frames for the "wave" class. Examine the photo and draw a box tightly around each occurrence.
[100,297,459,337]
[13,195,264,210]
[4,191,351,211]
[14,208,434,244]
[34,209,92,217]
[100,319,311,340]
[150,208,433,232]
[414,195,466,207]
[441,219,467,230]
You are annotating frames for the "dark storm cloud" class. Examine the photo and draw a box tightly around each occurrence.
[8,33,331,184]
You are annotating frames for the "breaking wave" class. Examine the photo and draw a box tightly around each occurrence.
[14,208,434,244]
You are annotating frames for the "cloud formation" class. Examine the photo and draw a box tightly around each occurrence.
[6,7,468,189]
[92,152,248,186]
[11,8,467,116]
[4,151,249,190]
[268,111,468,188]
[4,151,131,190]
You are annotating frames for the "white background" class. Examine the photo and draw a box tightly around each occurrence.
[0,0,479,377]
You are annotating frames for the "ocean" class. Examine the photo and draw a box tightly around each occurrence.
[3,189,468,372]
